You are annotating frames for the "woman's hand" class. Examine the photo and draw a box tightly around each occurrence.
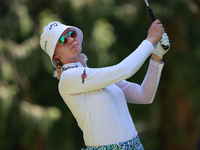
[152,33,170,59]
[146,19,164,45]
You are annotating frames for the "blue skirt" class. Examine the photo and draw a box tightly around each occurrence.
[84,136,144,150]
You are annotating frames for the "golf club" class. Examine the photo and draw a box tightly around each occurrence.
[144,0,169,50]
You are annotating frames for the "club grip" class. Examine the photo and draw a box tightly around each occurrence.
[147,6,156,21]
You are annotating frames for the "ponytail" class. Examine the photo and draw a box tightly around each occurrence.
[53,59,63,80]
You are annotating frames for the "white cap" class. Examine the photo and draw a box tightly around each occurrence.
[40,21,83,67]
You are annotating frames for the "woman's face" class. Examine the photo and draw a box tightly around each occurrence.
[53,28,82,64]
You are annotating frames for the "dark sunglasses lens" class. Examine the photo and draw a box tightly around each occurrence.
[59,36,67,45]
[69,30,77,38]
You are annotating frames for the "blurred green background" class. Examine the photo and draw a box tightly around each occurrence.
[0,0,200,149]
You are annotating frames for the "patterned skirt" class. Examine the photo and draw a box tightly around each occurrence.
[83,136,144,150]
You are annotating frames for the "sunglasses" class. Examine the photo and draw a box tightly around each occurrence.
[58,30,78,45]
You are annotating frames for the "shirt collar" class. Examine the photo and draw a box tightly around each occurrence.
[61,62,83,72]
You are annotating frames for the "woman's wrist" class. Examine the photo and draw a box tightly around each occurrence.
[151,53,162,63]
[146,37,156,46]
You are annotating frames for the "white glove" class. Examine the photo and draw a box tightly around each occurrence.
[153,33,170,58]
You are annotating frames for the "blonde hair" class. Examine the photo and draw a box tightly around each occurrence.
[53,53,88,80]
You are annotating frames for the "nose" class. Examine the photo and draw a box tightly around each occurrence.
[67,37,74,44]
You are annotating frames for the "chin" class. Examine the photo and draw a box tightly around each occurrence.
[72,48,82,56]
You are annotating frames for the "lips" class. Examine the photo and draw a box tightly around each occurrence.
[70,43,79,50]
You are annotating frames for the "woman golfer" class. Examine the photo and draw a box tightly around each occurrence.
[40,19,170,150]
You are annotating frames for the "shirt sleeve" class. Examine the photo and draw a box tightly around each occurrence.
[59,40,154,94]
[115,59,164,104]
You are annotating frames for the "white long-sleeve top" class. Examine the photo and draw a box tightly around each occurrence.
[58,40,164,146]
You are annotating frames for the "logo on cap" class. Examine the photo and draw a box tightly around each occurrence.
[44,40,48,52]
[49,23,59,30]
